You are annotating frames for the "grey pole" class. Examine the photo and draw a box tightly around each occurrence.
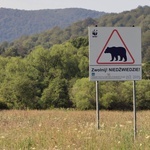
[133,80,137,140]
[96,81,100,129]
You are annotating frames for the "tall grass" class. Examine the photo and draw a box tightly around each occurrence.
[0,110,150,150]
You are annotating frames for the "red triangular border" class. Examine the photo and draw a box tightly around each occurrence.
[96,29,135,64]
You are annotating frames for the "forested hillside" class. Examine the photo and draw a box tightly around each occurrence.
[0,6,149,61]
[0,6,149,110]
[0,8,105,42]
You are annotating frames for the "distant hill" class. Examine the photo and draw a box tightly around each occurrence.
[0,6,149,62]
[0,8,105,42]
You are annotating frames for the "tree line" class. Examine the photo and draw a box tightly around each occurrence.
[0,37,149,110]
[0,6,149,62]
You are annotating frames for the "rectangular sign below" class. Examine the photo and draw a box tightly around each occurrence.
[89,65,142,81]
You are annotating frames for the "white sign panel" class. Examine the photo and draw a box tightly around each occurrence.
[89,27,142,81]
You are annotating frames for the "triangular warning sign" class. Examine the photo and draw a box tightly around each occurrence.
[96,29,135,64]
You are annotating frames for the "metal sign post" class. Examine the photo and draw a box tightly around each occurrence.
[133,80,137,140]
[96,81,100,129]
[89,27,141,133]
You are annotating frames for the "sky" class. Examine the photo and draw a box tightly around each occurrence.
[0,0,150,13]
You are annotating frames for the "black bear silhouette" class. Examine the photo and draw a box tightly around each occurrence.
[104,46,127,62]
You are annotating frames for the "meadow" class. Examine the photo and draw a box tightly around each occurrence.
[0,110,150,150]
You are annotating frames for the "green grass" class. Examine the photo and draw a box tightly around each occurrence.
[0,110,150,150]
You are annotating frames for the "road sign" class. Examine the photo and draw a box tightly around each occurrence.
[89,27,142,81]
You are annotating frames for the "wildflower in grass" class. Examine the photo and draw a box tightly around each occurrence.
[126,121,132,124]
[1,136,5,139]
[80,131,84,134]
[101,123,105,128]
[63,118,67,121]
[39,123,42,127]
[90,122,94,126]
[57,128,60,132]
[53,145,58,150]
[145,135,150,139]
[119,124,124,127]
